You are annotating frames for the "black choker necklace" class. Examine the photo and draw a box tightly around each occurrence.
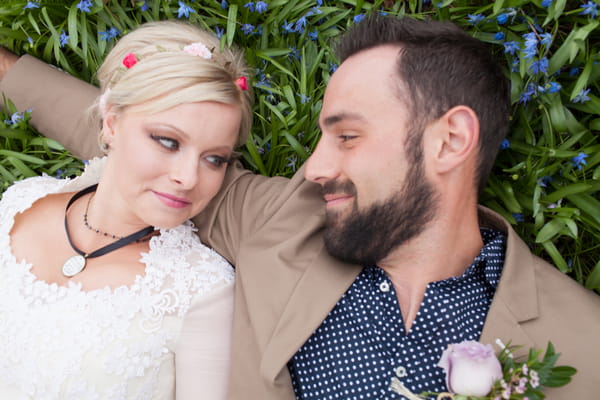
[62,184,155,278]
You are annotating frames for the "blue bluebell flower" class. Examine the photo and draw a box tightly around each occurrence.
[503,41,520,55]
[255,1,268,13]
[282,20,295,34]
[538,176,553,187]
[580,1,599,18]
[353,14,365,24]
[59,30,70,48]
[286,155,298,171]
[241,24,255,35]
[99,27,120,41]
[288,47,301,60]
[530,57,549,74]
[467,13,485,25]
[294,16,307,33]
[542,0,553,7]
[522,32,538,60]
[76,0,93,13]
[220,0,228,9]
[512,213,524,222]
[243,2,255,12]
[27,37,34,45]
[540,32,552,46]
[140,0,149,11]
[569,67,580,77]
[215,26,224,39]
[571,152,588,169]
[329,63,338,73]
[55,169,65,178]
[299,94,311,104]
[500,138,510,149]
[511,58,520,73]
[309,29,318,41]
[177,1,195,18]
[23,1,40,10]
[496,13,509,24]
[494,32,505,41]
[519,83,537,104]
[547,81,562,93]
[573,88,591,103]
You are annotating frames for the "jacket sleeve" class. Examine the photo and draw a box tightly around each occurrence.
[0,55,102,160]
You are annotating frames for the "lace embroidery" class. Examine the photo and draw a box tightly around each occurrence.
[0,160,234,399]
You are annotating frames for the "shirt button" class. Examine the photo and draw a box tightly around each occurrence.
[379,282,390,292]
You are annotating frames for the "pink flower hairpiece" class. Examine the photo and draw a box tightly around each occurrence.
[183,42,213,59]
[122,53,137,69]
[235,76,248,91]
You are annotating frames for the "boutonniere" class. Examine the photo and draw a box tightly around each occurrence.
[389,340,576,400]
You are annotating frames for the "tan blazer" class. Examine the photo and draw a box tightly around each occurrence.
[3,55,600,399]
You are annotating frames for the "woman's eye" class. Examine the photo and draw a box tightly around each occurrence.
[339,135,355,143]
[152,135,179,150]
[206,155,228,168]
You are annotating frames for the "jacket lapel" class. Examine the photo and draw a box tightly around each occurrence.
[260,246,362,381]
[479,207,538,359]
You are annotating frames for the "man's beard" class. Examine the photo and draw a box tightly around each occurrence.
[322,159,438,266]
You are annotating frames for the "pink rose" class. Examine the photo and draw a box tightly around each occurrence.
[438,340,503,397]
[122,52,137,69]
[183,42,212,59]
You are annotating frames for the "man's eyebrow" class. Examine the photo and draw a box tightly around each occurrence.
[318,112,366,130]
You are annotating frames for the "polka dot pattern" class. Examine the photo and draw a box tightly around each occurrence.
[288,229,506,400]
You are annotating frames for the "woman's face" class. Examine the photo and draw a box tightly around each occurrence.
[101,101,241,229]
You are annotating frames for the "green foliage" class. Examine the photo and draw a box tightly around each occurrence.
[0,0,598,291]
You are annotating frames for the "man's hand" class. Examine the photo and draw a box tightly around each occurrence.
[0,48,19,81]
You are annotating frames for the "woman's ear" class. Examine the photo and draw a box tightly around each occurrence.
[429,105,480,174]
[100,107,118,150]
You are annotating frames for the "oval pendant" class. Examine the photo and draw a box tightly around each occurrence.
[62,255,86,277]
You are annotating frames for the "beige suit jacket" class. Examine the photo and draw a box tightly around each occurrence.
[2,55,600,399]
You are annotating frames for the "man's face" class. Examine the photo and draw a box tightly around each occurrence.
[304,46,438,265]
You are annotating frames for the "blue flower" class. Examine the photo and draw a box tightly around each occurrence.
[255,1,268,13]
[76,0,93,13]
[496,13,509,24]
[27,37,34,45]
[547,81,562,93]
[299,94,311,104]
[494,32,505,41]
[294,16,307,33]
[503,41,520,55]
[542,0,553,7]
[573,88,591,103]
[220,0,228,9]
[522,32,538,59]
[99,27,120,41]
[141,0,149,11]
[59,30,70,48]
[178,1,195,18]
[241,24,255,35]
[538,176,553,187]
[519,84,537,104]
[353,14,365,24]
[571,152,588,169]
[569,67,579,77]
[288,47,301,60]
[308,29,318,41]
[467,13,485,25]
[512,213,524,222]
[316,0,323,5]
[243,2,255,12]
[530,57,549,74]
[329,62,338,73]
[580,1,599,18]
[55,169,65,178]
[23,1,40,10]
[286,155,298,171]
[282,20,295,34]
[540,32,552,46]
[500,138,510,149]
[215,26,224,39]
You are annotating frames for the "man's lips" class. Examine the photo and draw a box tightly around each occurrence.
[153,191,191,209]
[323,193,353,206]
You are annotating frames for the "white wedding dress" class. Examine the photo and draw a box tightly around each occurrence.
[0,159,235,399]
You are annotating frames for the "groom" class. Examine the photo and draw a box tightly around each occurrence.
[1,15,599,399]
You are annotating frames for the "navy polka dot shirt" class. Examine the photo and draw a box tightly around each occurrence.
[288,228,506,400]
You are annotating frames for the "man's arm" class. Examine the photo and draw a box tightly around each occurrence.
[0,50,102,160]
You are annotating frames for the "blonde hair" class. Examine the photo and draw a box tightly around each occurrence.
[95,20,253,146]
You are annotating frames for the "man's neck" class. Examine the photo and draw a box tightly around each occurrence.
[378,207,483,333]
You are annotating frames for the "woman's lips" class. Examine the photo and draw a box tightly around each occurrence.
[153,191,191,209]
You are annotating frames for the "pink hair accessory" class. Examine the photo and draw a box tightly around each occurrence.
[122,53,137,69]
[98,88,112,118]
[235,76,248,91]
[183,42,213,59]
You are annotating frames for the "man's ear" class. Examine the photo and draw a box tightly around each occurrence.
[427,105,480,174]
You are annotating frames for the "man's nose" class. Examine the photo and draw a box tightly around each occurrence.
[304,137,340,184]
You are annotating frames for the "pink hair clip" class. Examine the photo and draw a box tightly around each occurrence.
[122,53,137,69]
[235,76,248,91]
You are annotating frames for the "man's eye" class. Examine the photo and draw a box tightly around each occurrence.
[206,155,229,168]
[152,135,179,150]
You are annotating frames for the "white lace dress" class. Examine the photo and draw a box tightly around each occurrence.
[0,160,235,400]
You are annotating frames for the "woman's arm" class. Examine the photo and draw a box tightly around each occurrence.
[0,52,102,160]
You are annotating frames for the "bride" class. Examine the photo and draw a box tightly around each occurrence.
[0,20,252,399]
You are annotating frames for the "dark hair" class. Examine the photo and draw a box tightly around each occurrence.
[335,15,511,192]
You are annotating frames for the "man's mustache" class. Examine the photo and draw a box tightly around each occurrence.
[322,180,357,197]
